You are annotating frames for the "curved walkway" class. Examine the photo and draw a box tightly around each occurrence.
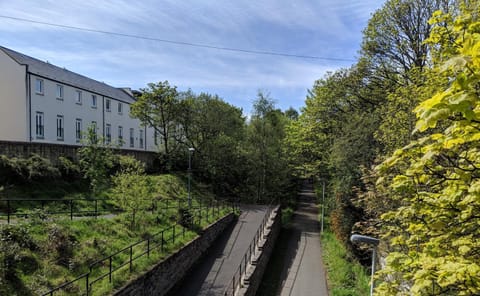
[278,182,329,296]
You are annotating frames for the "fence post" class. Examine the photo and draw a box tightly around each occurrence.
[147,238,150,257]
[86,273,89,296]
[129,246,133,272]
[7,200,10,224]
[161,231,164,252]
[109,257,112,282]
[70,200,73,220]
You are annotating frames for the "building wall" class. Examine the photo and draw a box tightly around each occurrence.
[0,50,28,142]
[29,74,103,144]
[27,74,156,152]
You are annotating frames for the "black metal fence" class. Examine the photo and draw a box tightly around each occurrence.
[223,205,274,296]
[0,198,112,223]
[41,201,236,296]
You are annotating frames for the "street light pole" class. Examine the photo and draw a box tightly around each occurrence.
[321,181,325,233]
[350,234,380,296]
[187,147,195,208]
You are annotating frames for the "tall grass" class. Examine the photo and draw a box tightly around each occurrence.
[321,227,370,296]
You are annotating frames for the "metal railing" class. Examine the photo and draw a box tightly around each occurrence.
[41,201,235,296]
[0,198,111,223]
[223,205,275,296]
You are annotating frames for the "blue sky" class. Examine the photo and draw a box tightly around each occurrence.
[0,0,384,115]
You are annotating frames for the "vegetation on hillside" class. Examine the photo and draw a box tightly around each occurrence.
[284,0,480,294]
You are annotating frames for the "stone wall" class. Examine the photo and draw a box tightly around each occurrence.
[114,213,236,296]
[0,140,158,169]
[239,206,282,296]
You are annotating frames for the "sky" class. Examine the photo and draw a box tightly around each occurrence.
[0,0,385,115]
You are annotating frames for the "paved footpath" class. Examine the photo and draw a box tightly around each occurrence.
[169,204,271,296]
[278,182,329,296]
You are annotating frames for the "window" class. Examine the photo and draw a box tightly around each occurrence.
[106,124,111,144]
[118,126,123,144]
[91,121,97,142]
[154,130,158,145]
[129,128,134,147]
[35,112,44,138]
[118,102,122,114]
[56,115,64,141]
[75,90,82,104]
[56,84,63,100]
[91,95,97,108]
[139,129,144,148]
[105,99,111,112]
[75,119,82,142]
[35,79,44,95]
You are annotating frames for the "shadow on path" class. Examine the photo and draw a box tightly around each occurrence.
[257,181,328,296]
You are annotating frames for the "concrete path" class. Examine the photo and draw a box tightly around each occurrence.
[169,204,271,296]
[278,182,329,296]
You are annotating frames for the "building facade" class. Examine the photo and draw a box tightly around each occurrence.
[0,46,157,152]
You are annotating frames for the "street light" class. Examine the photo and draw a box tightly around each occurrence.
[320,181,325,233]
[187,147,195,208]
[350,234,380,296]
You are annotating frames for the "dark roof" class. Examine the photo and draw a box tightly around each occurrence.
[0,46,135,104]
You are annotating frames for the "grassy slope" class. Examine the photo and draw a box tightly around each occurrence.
[321,228,370,296]
[1,174,230,296]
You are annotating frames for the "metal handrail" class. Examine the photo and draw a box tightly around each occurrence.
[223,204,275,296]
[42,201,234,296]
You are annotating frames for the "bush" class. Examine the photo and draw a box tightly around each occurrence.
[177,207,193,228]
[0,224,37,283]
[45,224,77,267]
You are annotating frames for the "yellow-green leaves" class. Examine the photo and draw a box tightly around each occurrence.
[377,2,480,295]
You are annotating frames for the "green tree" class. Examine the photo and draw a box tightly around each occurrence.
[111,156,152,229]
[178,91,247,196]
[130,81,181,169]
[78,124,115,195]
[376,3,480,294]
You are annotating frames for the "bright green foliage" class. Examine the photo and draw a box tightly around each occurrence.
[177,91,247,196]
[246,91,292,202]
[376,3,480,294]
[130,81,181,169]
[78,124,115,196]
[111,156,152,229]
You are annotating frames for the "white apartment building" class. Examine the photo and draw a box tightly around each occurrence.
[0,46,157,152]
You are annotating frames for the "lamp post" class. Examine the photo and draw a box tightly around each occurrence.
[350,234,380,296]
[320,181,325,233]
[187,147,195,208]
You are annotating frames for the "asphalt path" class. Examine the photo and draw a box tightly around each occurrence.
[168,204,270,296]
[277,182,329,296]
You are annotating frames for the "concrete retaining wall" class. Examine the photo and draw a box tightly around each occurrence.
[239,206,282,296]
[113,213,236,296]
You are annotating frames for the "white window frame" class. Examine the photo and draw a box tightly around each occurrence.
[75,119,82,142]
[139,129,144,148]
[91,121,97,142]
[118,102,123,114]
[56,84,64,100]
[118,126,123,144]
[75,90,82,105]
[35,112,44,139]
[56,115,64,141]
[106,124,111,144]
[35,78,44,95]
[129,128,134,147]
[105,99,111,112]
[91,95,97,108]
